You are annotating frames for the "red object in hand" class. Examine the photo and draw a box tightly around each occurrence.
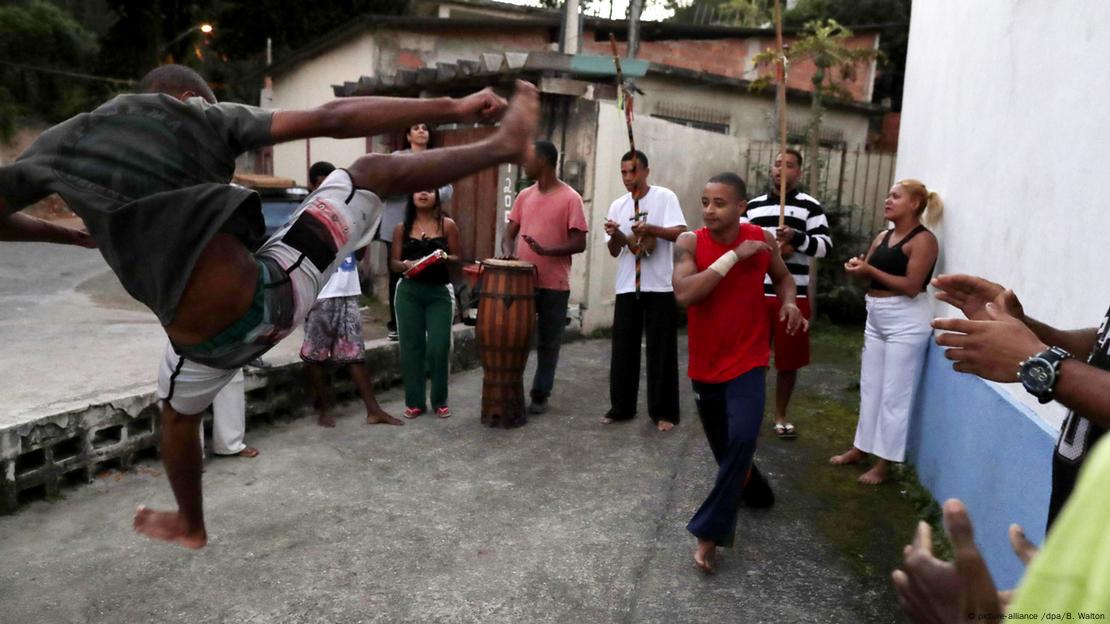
[403,249,447,278]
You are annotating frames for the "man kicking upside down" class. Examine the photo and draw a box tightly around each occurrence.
[672,172,807,573]
[0,64,539,549]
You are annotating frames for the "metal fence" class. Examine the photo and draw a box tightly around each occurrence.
[739,140,898,255]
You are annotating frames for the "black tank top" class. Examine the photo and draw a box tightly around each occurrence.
[401,235,450,284]
[867,224,934,293]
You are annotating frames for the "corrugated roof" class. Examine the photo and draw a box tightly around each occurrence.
[330,51,885,115]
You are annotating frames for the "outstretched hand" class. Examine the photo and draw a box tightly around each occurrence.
[933,303,1046,383]
[457,87,509,124]
[892,499,1002,623]
[932,274,1024,322]
[779,302,809,335]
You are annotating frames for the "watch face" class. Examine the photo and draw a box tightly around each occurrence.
[1021,358,1055,394]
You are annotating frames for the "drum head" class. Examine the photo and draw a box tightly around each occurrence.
[481,258,536,270]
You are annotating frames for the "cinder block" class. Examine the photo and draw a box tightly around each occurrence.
[0,326,480,515]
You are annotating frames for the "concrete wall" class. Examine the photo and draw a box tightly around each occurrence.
[579,101,749,332]
[636,75,871,149]
[907,345,1056,590]
[898,0,1110,586]
[271,33,379,184]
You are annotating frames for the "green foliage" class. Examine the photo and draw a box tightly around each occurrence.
[666,0,773,27]
[785,0,911,109]
[749,19,883,193]
[0,0,106,140]
[816,203,868,324]
[749,18,884,99]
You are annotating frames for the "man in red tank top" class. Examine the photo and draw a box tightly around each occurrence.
[672,173,807,573]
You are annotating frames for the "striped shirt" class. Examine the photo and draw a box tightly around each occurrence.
[742,189,832,297]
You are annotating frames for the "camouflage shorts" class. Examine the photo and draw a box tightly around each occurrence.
[299,295,366,363]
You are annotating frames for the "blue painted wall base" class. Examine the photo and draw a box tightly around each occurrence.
[907,343,1058,589]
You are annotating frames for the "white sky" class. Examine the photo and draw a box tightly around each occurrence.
[497,0,678,23]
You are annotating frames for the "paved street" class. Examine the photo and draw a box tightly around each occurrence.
[0,241,303,428]
[0,336,910,624]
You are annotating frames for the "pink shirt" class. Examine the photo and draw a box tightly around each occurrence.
[508,182,588,291]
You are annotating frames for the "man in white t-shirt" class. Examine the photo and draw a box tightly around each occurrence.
[299,162,402,428]
[601,150,688,432]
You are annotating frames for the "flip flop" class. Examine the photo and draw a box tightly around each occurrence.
[774,423,798,439]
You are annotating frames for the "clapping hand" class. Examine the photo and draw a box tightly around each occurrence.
[932,274,1025,322]
[844,254,870,277]
[892,500,1001,624]
[932,303,1046,383]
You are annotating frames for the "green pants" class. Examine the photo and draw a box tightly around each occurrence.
[395,279,454,409]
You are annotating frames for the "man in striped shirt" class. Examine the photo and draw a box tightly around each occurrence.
[742,148,832,438]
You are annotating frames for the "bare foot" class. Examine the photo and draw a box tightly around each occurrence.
[656,420,675,432]
[492,80,540,160]
[237,447,259,458]
[693,539,716,574]
[133,506,207,549]
[366,410,403,426]
[858,463,888,485]
[830,447,865,466]
[317,413,337,428]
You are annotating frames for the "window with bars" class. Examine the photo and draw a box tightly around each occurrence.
[651,102,731,135]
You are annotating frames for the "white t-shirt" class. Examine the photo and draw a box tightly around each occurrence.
[318,253,361,299]
[605,186,687,294]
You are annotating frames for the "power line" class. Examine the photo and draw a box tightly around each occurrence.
[0,60,137,86]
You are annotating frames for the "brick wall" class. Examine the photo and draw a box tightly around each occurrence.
[583,31,878,103]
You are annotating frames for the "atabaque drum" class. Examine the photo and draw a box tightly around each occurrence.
[476,259,536,428]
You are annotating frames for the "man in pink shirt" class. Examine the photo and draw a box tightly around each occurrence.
[502,140,589,414]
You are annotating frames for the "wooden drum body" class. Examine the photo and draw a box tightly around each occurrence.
[476,259,536,428]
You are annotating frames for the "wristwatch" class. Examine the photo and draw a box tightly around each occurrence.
[1018,346,1071,404]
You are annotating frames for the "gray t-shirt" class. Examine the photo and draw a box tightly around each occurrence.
[0,93,273,324]
[376,149,454,242]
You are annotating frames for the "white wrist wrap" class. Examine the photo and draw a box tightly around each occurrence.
[708,250,739,277]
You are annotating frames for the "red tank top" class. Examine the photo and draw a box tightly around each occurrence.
[687,224,772,383]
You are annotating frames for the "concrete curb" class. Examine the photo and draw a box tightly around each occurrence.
[0,325,482,514]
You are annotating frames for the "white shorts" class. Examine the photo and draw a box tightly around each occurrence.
[157,340,241,415]
[157,169,383,414]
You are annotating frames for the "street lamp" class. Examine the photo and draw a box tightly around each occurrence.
[161,23,215,55]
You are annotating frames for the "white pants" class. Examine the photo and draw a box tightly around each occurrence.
[157,170,382,415]
[208,370,246,455]
[853,294,933,462]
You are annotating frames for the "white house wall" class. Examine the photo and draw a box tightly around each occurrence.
[899,0,1110,428]
[271,33,379,185]
[896,0,1110,588]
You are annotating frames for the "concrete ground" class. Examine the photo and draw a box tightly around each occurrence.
[0,333,914,624]
[0,242,389,428]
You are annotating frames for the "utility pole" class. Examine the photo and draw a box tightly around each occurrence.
[628,0,643,57]
[561,0,582,54]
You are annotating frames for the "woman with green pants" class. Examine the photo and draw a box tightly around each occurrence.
[391,189,460,418]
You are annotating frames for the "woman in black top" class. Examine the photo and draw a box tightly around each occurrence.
[390,189,460,418]
[830,179,943,485]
